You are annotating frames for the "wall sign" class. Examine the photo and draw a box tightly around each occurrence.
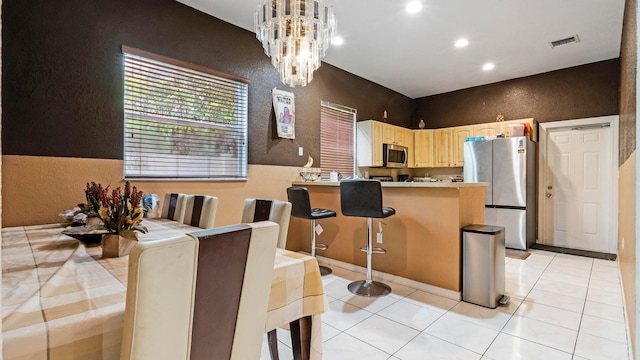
[272,88,295,139]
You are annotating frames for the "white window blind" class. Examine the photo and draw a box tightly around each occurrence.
[320,102,356,179]
[122,46,249,180]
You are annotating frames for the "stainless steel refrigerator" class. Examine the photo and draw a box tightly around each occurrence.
[463,137,536,250]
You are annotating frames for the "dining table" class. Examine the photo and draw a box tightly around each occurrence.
[2,218,328,360]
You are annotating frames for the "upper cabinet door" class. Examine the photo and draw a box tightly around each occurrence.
[414,130,433,168]
[473,123,502,137]
[433,128,452,167]
[451,125,473,167]
[371,122,383,166]
[404,128,415,167]
[356,120,383,167]
[394,127,406,146]
[382,124,395,144]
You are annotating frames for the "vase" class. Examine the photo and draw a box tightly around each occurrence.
[86,216,102,226]
[101,234,136,258]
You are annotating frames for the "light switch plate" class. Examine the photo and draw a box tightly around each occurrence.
[298,147,304,156]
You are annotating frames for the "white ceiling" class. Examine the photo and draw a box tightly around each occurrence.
[177,0,626,99]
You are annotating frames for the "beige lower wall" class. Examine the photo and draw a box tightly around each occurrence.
[619,151,636,356]
[1,155,300,230]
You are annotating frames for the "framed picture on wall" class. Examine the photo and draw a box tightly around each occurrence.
[272,88,295,139]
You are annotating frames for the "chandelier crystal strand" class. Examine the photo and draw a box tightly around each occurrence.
[255,0,336,87]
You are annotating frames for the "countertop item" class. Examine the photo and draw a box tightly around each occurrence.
[293,181,488,188]
[369,176,393,182]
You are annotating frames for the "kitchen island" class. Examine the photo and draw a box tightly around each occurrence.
[286,181,487,296]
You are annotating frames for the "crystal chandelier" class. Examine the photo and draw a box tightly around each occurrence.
[255,0,337,87]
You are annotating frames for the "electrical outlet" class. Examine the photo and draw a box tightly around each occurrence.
[298,147,303,156]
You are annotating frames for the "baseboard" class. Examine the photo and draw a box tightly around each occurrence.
[617,264,635,360]
[531,243,617,261]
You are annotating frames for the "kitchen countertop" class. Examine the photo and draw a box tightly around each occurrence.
[292,181,488,188]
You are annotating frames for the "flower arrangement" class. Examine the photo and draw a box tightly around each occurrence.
[97,181,148,240]
[80,182,108,217]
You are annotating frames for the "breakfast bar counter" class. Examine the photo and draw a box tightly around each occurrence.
[287,181,487,295]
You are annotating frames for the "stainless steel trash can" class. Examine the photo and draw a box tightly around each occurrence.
[462,225,506,308]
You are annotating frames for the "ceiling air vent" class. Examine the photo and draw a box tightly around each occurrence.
[549,35,580,49]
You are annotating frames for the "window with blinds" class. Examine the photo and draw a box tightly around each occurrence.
[320,102,356,179]
[122,46,249,180]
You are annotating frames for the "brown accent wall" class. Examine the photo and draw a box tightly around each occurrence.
[618,0,637,356]
[414,59,620,129]
[620,0,637,164]
[1,0,413,166]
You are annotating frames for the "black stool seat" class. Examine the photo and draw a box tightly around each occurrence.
[310,208,337,219]
[381,207,395,218]
[339,179,395,297]
[287,186,336,276]
[340,180,395,219]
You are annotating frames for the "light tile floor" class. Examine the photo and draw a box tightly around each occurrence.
[261,249,631,360]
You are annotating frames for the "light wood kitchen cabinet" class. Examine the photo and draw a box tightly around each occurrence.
[394,127,406,146]
[382,123,395,144]
[357,118,536,171]
[451,125,473,167]
[356,120,383,167]
[473,122,502,137]
[381,122,407,145]
[433,128,452,167]
[413,130,433,167]
[404,128,415,167]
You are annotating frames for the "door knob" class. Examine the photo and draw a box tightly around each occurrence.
[546,192,552,198]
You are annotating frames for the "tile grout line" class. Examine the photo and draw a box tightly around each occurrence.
[319,251,629,360]
[571,257,593,357]
[478,252,557,358]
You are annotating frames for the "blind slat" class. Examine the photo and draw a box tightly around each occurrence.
[320,104,356,179]
[123,50,248,180]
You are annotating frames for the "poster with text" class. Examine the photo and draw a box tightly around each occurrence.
[272,88,295,139]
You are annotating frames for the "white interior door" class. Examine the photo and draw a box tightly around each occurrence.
[542,125,612,252]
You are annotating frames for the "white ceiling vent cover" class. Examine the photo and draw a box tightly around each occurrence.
[549,35,581,48]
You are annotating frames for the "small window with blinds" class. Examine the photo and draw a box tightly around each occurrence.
[320,102,356,179]
[122,46,249,180]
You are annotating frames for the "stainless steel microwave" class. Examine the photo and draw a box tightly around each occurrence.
[383,144,408,168]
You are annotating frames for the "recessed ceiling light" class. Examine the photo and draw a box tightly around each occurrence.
[406,1,422,14]
[482,63,495,71]
[332,36,344,46]
[454,38,469,48]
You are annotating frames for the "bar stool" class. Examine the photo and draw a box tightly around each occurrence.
[287,186,336,276]
[340,179,395,297]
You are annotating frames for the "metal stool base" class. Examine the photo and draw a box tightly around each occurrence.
[348,280,391,297]
[319,265,332,276]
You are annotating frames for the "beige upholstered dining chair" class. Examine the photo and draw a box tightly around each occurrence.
[182,194,218,229]
[241,198,292,249]
[161,193,187,223]
[120,234,198,360]
[121,221,280,360]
